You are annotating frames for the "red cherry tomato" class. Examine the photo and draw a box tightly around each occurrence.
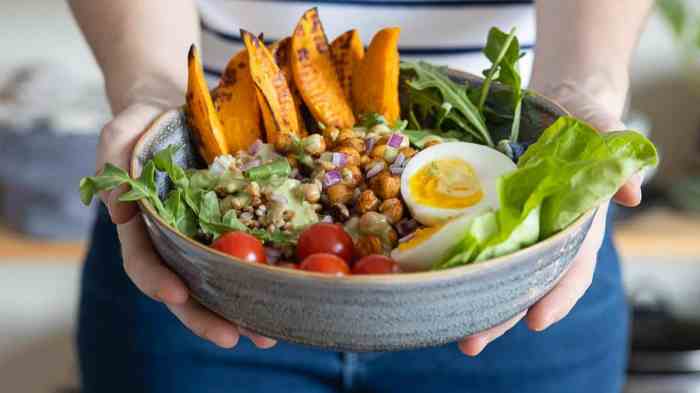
[352,255,401,275]
[300,253,350,276]
[297,223,354,262]
[211,232,267,264]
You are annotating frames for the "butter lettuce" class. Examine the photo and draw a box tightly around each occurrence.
[434,116,658,269]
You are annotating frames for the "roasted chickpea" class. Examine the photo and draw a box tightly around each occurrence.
[337,128,355,142]
[341,165,363,187]
[379,198,404,224]
[335,146,361,166]
[339,137,366,153]
[326,183,354,204]
[370,143,387,160]
[302,134,326,156]
[356,235,384,257]
[368,170,401,199]
[286,154,300,169]
[322,126,340,146]
[399,147,417,159]
[356,189,380,214]
[301,182,321,203]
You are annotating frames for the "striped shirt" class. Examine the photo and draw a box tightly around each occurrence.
[199,0,535,84]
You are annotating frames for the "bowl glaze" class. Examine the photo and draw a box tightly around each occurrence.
[131,70,594,352]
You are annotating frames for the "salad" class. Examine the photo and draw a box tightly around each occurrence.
[80,8,657,275]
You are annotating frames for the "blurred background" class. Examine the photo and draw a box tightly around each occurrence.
[0,1,698,392]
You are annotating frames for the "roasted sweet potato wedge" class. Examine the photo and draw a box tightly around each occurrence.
[242,30,300,150]
[213,49,262,153]
[269,37,308,136]
[352,27,401,124]
[291,8,355,129]
[186,44,229,164]
[331,29,364,101]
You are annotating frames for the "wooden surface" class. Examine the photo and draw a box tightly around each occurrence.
[0,207,698,262]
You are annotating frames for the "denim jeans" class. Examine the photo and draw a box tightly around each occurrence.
[78,205,628,392]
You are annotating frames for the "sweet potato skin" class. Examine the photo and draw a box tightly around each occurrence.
[352,27,401,124]
[213,49,262,153]
[186,44,229,164]
[331,29,364,101]
[242,30,300,150]
[269,38,308,136]
[291,8,355,129]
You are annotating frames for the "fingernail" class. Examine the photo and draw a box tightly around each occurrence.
[462,335,489,357]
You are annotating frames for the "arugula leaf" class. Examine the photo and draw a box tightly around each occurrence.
[401,61,494,147]
[359,113,389,129]
[435,116,658,269]
[479,27,523,143]
[164,189,198,237]
[153,144,189,189]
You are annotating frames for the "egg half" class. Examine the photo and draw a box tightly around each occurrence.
[391,213,476,271]
[400,142,516,226]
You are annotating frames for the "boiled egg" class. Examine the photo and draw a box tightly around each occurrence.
[400,142,516,226]
[390,213,476,271]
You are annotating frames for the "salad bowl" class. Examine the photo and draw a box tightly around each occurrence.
[131,70,595,352]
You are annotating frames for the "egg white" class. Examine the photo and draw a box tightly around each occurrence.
[390,213,475,271]
[400,142,516,226]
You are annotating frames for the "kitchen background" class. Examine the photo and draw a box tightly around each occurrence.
[0,1,698,392]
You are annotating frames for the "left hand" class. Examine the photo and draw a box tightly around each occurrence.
[458,82,642,356]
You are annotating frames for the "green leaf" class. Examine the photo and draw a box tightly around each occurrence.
[164,190,198,237]
[400,61,494,147]
[153,144,189,189]
[657,0,687,37]
[79,163,131,205]
[436,116,659,269]
[359,112,388,129]
[245,159,291,181]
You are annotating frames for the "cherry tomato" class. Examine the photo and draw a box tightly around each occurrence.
[297,223,354,262]
[211,232,266,264]
[277,262,299,270]
[300,253,350,276]
[352,255,401,275]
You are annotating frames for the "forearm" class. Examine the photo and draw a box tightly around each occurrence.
[531,0,654,117]
[68,0,200,113]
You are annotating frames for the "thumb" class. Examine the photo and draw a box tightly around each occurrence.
[96,103,165,224]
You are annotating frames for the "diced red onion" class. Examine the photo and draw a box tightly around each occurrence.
[265,247,282,263]
[396,219,419,237]
[393,152,405,166]
[366,137,377,153]
[366,161,385,179]
[331,152,347,168]
[321,215,334,223]
[323,170,342,188]
[249,139,263,155]
[389,165,404,175]
[387,133,404,148]
[398,232,416,243]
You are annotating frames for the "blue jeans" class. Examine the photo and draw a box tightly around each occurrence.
[78,205,628,392]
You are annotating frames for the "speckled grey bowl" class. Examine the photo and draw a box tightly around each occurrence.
[131,71,594,352]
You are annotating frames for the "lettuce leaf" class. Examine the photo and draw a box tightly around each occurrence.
[434,116,658,269]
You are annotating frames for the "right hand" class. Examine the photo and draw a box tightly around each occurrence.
[98,95,276,350]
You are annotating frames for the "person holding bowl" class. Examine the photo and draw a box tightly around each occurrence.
[69,1,652,392]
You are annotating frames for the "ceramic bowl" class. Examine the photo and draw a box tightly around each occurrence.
[131,70,594,352]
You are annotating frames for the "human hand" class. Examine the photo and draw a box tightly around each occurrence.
[458,80,642,356]
[97,82,276,350]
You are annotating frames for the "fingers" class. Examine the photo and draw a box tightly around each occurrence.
[238,327,278,349]
[458,311,526,357]
[168,299,240,349]
[116,216,189,305]
[613,172,642,207]
[526,206,608,331]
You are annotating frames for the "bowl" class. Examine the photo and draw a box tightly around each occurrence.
[131,70,594,352]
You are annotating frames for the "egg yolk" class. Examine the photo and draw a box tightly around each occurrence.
[408,159,483,209]
[398,225,442,251]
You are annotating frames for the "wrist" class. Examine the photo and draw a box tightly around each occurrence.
[105,69,187,115]
[529,66,629,120]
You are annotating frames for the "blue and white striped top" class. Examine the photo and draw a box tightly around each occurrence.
[199,0,535,83]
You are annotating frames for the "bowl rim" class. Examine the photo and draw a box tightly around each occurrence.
[130,70,594,285]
